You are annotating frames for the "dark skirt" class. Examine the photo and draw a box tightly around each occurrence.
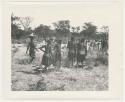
[41,53,51,66]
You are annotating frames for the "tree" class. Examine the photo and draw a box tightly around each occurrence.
[76,26,80,33]
[100,26,109,41]
[19,17,33,32]
[81,22,97,38]
[34,24,50,40]
[101,26,109,34]
[71,27,75,33]
[11,13,20,25]
[11,13,24,39]
[53,20,70,34]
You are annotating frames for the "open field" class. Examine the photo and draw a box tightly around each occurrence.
[11,44,108,91]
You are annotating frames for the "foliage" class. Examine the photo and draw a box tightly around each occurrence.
[53,20,70,36]
[34,24,51,40]
[11,14,24,39]
[19,17,33,31]
[11,14,109,43]
[80,22,97,38]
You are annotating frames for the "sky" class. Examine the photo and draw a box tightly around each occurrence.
[11,3,112,31]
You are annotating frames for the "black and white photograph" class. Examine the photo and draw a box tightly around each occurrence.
[11,4,109,91]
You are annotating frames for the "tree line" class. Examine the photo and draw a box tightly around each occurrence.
[11,13,109,41]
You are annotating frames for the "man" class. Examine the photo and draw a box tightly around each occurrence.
[61,43,68,67]
[26,33,37,63]
[76,39,81,67]
[55,40,62,68]
[78,38,87,68]
[50,37,57,67]
[67,37,76,67]
[98,40,102,51]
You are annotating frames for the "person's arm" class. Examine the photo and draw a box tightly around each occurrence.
[67,41,70,48]
[26,43,30,54]
[35,47,39,52]
[35,44,39,52]
[39,45,46,52]
[85,46,87,56]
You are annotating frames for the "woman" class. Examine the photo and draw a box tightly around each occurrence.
[39,40,52,72]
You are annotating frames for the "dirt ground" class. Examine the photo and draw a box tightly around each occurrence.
[11,44,108,91]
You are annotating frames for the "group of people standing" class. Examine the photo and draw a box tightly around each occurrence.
[26,34,62,72]
[26,35,87,72]
[39,37,62,71]
[26,33,108,72]
[67,37,87,68]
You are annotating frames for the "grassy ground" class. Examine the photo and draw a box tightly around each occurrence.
[11,44,108,91]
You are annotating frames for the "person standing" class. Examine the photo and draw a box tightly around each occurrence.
[76,39,81,67]
[67,37,76,67]
[26,33,37,64]
[55,40,62,68]
[39,40,52,72]
[78,38,87,68]
[50,37,57,67]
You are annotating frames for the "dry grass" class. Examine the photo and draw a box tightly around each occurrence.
[11,44,108,91]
